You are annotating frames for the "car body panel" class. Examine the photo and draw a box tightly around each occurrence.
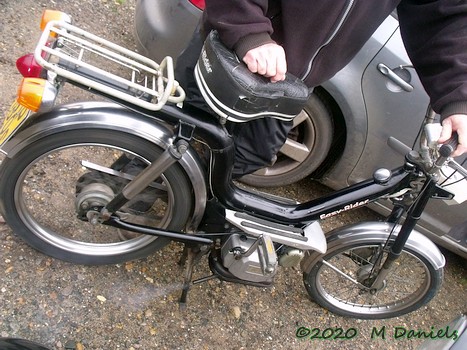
[134,0,201,62]
[319,17,401,188]
[134,0,466,258]
[417,313,467,350]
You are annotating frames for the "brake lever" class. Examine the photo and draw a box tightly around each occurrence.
[446,158,467,179]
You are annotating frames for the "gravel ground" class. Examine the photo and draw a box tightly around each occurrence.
[0,1,466,349]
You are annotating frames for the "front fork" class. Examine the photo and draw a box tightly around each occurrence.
[370,177,436,290]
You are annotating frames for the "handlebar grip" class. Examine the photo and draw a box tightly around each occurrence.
[439,133,459,158]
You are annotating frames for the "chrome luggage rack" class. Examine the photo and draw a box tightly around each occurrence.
[34,20,185,110]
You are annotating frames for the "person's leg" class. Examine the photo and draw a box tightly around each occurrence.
[175,26,293,179]
[175,24,210,112]
[229,118,293,178]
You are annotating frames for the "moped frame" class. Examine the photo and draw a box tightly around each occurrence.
[88,99,454,301]
[101,101,442,256]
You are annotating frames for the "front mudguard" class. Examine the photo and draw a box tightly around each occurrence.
[1,101,207,230]
[301,221,445,274]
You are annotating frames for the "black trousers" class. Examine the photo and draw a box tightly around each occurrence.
[175,27,293,178]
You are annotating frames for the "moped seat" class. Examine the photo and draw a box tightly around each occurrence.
[194,31,309,123]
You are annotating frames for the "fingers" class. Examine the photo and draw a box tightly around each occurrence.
[242,43,287,82]
[439,114,467,157]
[438,119,453,143]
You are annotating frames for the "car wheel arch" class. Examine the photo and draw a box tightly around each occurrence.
[317,78,370,188]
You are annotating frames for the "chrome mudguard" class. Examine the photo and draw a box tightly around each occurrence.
[1,101,207,230]
[301,221,446,273]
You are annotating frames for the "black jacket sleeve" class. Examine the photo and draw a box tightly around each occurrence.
[204,0,276,59]
[398,0,467,120]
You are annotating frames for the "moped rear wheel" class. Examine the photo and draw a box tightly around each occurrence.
[302,241,443,319]
[0,129,193,264]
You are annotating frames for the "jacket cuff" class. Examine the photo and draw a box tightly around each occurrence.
[440,101,467,121]
[233,32,276,60]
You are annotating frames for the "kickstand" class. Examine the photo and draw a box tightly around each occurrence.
[178,245,204,310]
[178,245,189,267]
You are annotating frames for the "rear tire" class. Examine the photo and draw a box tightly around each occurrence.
[0,129,193,264]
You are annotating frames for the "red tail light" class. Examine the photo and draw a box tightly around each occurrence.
[16,54,45,78]
[189,0,205,10]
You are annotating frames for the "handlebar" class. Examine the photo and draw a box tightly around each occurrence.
[416,111,466,204]
[439,133,459,158]
[435,133,459,168]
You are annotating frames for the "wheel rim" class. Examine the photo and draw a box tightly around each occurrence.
[314,244,432,316]
[14,144,176,257]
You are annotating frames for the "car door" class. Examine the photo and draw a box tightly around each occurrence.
[351,24,467,257]
[349,26,429,181]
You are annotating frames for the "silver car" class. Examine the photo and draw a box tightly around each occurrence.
[134,0,466,258]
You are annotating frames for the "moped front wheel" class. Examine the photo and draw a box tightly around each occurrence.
[302,240,443,319]
[0,129,193,264]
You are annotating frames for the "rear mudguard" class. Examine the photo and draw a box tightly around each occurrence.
[0,101,207,230]
[301,221,445,273]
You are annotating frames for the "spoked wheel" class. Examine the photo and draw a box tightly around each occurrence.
[0,129,193,264]
[303,241,443,319]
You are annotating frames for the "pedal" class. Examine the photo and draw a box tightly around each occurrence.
[225,209,326,253]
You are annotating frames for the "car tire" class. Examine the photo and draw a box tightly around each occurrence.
[240,92,334,187]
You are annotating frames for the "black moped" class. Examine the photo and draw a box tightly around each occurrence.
[0,11,465,319]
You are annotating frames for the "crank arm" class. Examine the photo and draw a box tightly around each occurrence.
[107,216,213,245]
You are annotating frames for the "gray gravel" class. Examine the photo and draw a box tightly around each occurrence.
[0,0,466,349]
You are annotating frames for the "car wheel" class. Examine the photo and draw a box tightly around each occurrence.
[240,92,334,187]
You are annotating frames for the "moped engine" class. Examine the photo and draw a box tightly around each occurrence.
[220,234,278,283]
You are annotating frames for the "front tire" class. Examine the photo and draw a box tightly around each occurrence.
[0,129,193,264]
[302,239,443,319]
